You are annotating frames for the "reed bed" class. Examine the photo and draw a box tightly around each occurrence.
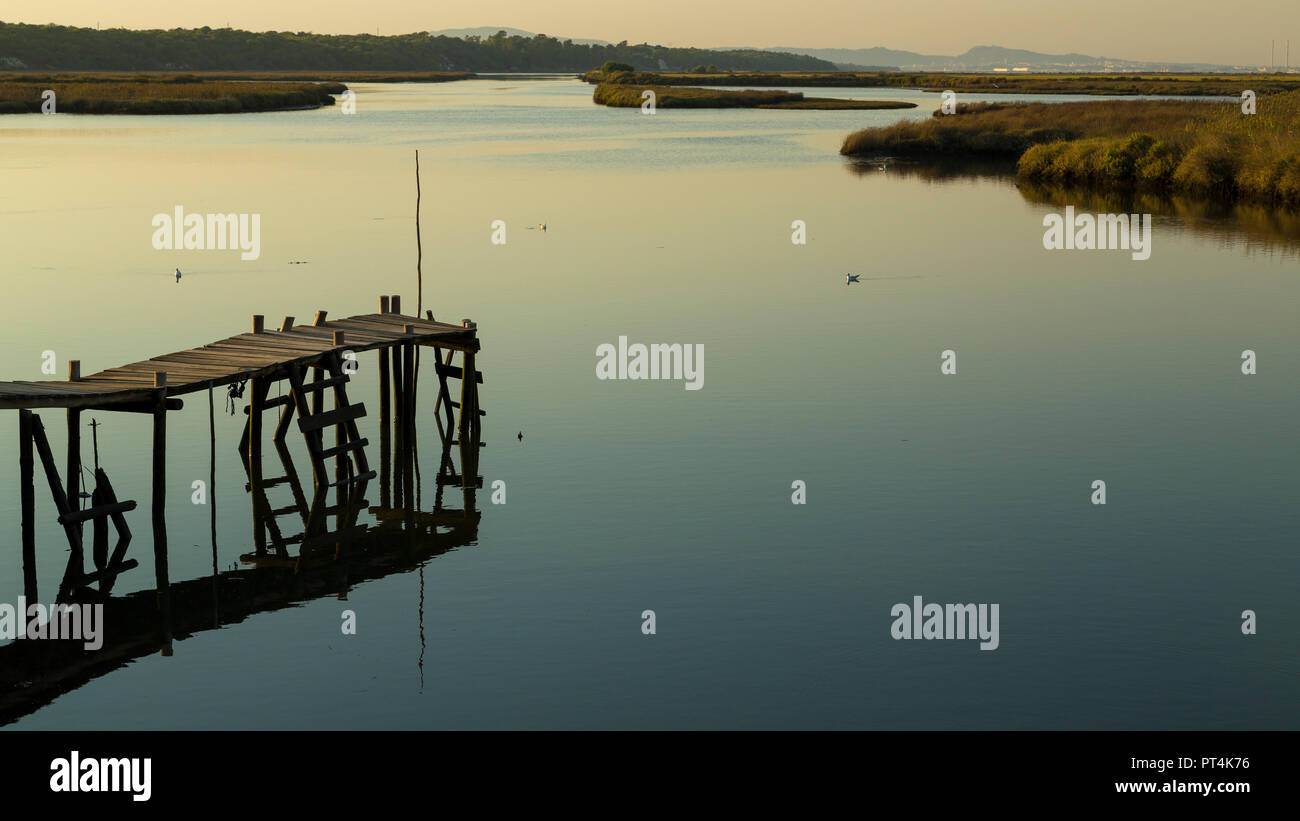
[841,93,1300,206]
[0,78,341,114]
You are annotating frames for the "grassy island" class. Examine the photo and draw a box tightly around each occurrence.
[841,93,1300,206]
[0,74,347,114]
[585,68,1300,96]
[593,83,916,110]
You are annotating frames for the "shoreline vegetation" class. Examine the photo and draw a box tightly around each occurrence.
[584,69,1300,96]
[0,22,833,73]
[841,93,1300,207]
[0,76,346,114]
[592,82,916,110]
[0,70,474,83]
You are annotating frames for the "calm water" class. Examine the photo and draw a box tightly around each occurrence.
[1,78,1296,729]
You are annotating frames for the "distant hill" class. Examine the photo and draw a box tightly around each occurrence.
[0,22,835,72]
[430,26,611,46]
[744,44,1243,72]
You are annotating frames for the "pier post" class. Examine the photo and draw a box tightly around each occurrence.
[66,407,81,523]
[379,345,391,508]
[67,360,82,527]
[402,326,416,529]
[151,385,172,651]
[391,339,405,507]
[249,375,266,554]
[459,349,475,443]
[19,409,37,601]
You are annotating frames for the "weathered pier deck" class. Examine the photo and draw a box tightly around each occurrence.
[0,304,477,410]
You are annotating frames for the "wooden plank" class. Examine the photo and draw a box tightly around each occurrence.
[329,470,377,488]
[58,500,136,525]
[242,394,292,412]
[298,403,367,433]
[69,559,140,588]
[300,374,350,394]
[321,437,369,460]
[435,362,484,383]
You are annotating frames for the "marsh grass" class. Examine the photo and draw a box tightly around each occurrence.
[842,93,1300,206]
[585,69,1300,96]
[593,83,915,110]
[0,77,342,114]
[594,83,801,108]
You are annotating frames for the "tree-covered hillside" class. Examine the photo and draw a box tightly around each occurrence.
[0,23,835,72]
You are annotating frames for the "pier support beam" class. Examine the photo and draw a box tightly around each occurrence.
[459,349,476,443]
[19,409,37,601]
[402,329,415,525]
[249,376,267,554]
[379,346,390,509]
[391,340,404,508]
[66,407,81,534]
[152,393,172,651]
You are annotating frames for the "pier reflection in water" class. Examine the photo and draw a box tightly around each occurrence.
[0,296,485,726]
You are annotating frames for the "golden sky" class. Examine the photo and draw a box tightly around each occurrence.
[4,0,1297,66]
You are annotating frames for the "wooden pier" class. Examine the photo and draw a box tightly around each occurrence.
[1,295,485,665]
[0,302,477,410]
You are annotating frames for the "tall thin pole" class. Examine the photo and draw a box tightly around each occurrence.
[415,149,423,315]
[209,382,219,627]
[209,383,218,577]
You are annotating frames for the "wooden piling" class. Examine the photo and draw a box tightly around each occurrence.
[379,346,391,508]
[68,360,81,382]
[313,311,328,326]
[391,341,404,507]
[391,295,401,315]
[280,316,295,332]
[66,407,81,522]
[402,327,416,527]
[19,409,36,601]
[208,383,218,582]
[252,315,265,334]
[91,475,108,571]
[152,394,172,647]
[380,295,390,314]
[334,363,347,513]
[248,376,265,554]
[459,349,475,442]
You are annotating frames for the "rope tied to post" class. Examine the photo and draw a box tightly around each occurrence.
[226,378,247,416]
